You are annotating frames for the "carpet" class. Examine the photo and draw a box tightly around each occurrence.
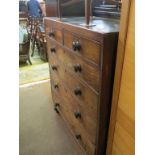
[19,62,50,85]
[19,81,82,155]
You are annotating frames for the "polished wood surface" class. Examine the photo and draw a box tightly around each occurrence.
[106,0,131,154]
[45,17,119,155]
[46,1,58,17]
[44,20,63,43]
[58,48,100,92]
[112,0,135,154]
[64,30,101,65]
[45,17,119,34]
[106,0,135,154]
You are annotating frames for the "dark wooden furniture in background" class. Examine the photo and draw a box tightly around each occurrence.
[45,0,59,17]
[45,0,121,18]
[19,36,31,65]
[59,0,85,17]
[19,18,31,65]
[93,0,122,18]
[44,16,119,155]
[45,0,85,17]
[19,0,28,18]
[37,25,48,61]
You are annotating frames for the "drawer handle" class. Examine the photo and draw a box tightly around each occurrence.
[75,41,81,51]
[48,32,55,37]
[52,65,57,71]
[54,84,58,89]
[74,111,81,119]
[54,103,60,114]
[72,41,81,51]
[72,41,77,51]
[75,134,81,140]
[74,64,82,72]
[50,48,56,53]
[74,88,82,96]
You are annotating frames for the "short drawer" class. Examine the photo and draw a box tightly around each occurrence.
[46,38,63,59]
[64,30,101,65]
[45,26,63,44]
[48,44,100,92]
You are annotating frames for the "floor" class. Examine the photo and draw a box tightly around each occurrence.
[19,80,82,155]
[19,42,49,85]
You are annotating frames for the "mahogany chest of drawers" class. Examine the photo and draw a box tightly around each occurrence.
[44,17,119,155]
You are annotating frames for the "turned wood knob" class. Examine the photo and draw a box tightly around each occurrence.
[75,41,81,51]
[75,134,81,139]
[72,41,77,51]
[48,32,55,37]
[54,84,58,89]
[54,103,60,114]
[74,64,82,72]
[72,41,81,51]
[50,48,56,53]
[74,88,82,96]
[74,111,81,118]
[52,65,57,70]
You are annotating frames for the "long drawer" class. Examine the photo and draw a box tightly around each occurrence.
[47,39,100,92]
[64,30,101,66]
[51,80,96,155]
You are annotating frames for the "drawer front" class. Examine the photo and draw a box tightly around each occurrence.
[45,25,63,44]
[51,79,96,155]
[64,30,101,65]
[44,19,52,34]
[46,38,64,58]
[48,43,100,92]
